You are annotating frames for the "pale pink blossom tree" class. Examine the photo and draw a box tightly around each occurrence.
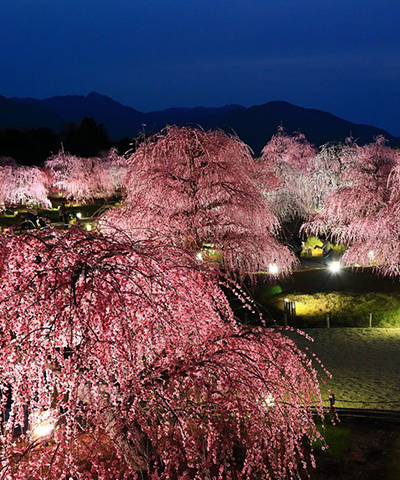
[257,127,317,221]
[98,148,129,196]
[308,140,357,212]
[45,149,127,203]
[305,136,400,275]
[0,160,51,210]
[0,226,324,479]
[101,126,294,277]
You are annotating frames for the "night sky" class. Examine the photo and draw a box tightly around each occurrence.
[1,0,400,134]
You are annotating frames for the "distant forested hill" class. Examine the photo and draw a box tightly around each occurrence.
[3,92,399,156]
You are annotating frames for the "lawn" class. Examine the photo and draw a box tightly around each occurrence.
[291,328,400,410]
[0,201,114,228]
[255,258,400,327]
[264,291,400,327]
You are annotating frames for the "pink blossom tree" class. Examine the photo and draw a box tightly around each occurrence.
[101,126,294,277]
[305,136,400,275]
[98,148,129,196]
[45,149,127,203]
[257,127,317,221]
[308,140,356,213]
[0,226,324,479]
[0,159,51,211]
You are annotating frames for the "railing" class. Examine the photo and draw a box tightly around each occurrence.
[320,393,400,423]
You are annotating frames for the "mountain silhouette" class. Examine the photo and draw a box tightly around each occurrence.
[218,101,398,154]
[0,94,64,131]
[6,92,400,153]
[11,92,143,139]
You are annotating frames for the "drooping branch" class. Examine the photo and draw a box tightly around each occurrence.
[100,126,295,278]
[304,137,400,276]
[257,127,317,221]
[0,159,51,210]
[0,226,324,479]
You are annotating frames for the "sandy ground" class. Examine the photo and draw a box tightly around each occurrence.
[291,328,400,410]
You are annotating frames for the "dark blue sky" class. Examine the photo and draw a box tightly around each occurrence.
[1,0,400,134]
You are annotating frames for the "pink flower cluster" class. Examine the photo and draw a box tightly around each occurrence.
[0,227,324,479]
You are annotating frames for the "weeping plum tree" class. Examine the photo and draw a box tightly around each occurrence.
[0,158,51,211]
[0,227,324,479]
[257,127,317,222]
[45,149,127,203]
[358,163,400,276]
[308,140,357,212]
[99,148,129,196]
[45,150,100,202]
[305,136,397,238]
[305,136,400,275]
[101,126,294,277]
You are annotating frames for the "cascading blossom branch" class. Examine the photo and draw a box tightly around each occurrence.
[257,127,317,221]
[309,140,357,213]
[45,149,126,202]
[0,227,324,480]
[100,126,295,278]
[305,136,400,276]
[0,158,51,211]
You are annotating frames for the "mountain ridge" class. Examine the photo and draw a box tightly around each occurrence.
[6,92,400,153]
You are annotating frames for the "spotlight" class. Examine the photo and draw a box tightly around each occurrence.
[328,261,341,273]
[31,410,56,440]
[269,263,279,275]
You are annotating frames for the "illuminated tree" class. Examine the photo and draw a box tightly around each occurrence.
[99,148,129,196]
[0,227,324,479]
[0,159,51,210]
[305,136,400,275]
[257,127,317,221]
[101,126,294,277]
[308,140,356,212]
[45,149,127,203]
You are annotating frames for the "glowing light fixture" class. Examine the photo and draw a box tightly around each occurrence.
[76,212,82,219]
[368,250,375,261]
[268,263,279,275]
[31,410,56,440]
[328,261,341,273]
[85,224,92,232]
[196,251,203,262]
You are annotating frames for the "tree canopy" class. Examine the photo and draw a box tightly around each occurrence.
[305,136,400,276]
[0,227,324,479]
[257,127,317,222]
[101,126,294,277]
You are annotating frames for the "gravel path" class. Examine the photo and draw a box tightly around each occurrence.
[294,328,400,410]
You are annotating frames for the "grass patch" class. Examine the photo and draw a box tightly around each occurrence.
[259,283,283,298]
[302,236,346,257]
[263,292,400,327]
[0,202,114,227]
[314,424,351,457]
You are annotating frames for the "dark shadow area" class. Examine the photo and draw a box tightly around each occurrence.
[312,417,400,480]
